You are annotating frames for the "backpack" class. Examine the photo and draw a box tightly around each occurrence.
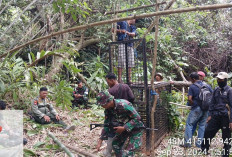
[194,83,212,111]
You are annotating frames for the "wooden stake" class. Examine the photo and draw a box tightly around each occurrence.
[150,1,160,155]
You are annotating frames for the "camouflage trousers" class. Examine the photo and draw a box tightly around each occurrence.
[33,113,67,129]
[112,130,143,157]
[72,98,88,108]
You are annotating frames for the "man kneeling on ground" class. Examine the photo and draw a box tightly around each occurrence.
[72,80,89,108]
[31,87,75,132]
[96,91,144,157]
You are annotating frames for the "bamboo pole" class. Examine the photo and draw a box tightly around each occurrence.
[150,1,160,155]
[2,3,232,58]
[65,145,98,157]
[48,132,75,157]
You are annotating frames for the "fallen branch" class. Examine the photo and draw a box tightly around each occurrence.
[65,144,98,157]
[3,3,232,59]
[163,51,187,81]
[77,72,97,95]
[47,132,75,157]
[27,53,64,68]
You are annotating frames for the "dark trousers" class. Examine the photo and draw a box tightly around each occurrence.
[72,98,88,108]
[33,113,67,129]
[201,115,231,157]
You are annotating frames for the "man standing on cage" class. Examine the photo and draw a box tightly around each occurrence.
[112,17,137,84]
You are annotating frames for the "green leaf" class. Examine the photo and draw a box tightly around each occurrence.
[27,130,38,136]
[30,52,35,62]
[23,149,37,156]
[29,71,34,82]
[33,141,46,148]
[40,50,46,58]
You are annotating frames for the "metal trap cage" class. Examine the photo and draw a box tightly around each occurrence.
[107,38,171,152]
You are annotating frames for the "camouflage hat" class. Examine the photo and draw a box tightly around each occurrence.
[96,91,114,106]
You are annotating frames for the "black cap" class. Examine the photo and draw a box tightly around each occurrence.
[39,87,48,92]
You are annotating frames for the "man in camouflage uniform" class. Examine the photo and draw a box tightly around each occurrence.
[72,80,88,108]
[96,91,144,157]
[31,87,75,131]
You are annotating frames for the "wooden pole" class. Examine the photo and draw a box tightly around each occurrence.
[48,132,75,157]
[150,1,160,155]
[2,3,232,58]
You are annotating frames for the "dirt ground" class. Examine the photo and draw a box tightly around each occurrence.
[24,106,104,157]
[24,105,227,157]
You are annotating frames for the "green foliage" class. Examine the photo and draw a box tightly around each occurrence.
[160,91,182,132]
[53,0,91,21]
[0,57,26,101]
[86,56,108,93]
[53,80,74,110]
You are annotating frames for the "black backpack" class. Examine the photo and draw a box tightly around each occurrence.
[194,83,212,111]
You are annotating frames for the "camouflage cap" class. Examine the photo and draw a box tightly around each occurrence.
[96,91,114,106]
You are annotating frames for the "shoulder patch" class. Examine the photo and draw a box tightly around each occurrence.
[34,100,37,105]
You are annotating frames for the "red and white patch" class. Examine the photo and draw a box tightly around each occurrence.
[34,100,37,105]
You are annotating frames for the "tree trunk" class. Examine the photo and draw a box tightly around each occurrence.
[45,38,100,83]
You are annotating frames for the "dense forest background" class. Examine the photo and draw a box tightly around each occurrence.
[0,0,231,109]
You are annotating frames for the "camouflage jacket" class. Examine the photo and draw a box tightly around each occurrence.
[73,86,88,98]
[31,96,57,119]
[100,99,144,140]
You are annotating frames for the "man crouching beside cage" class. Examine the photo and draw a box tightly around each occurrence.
[95,91,144,157]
